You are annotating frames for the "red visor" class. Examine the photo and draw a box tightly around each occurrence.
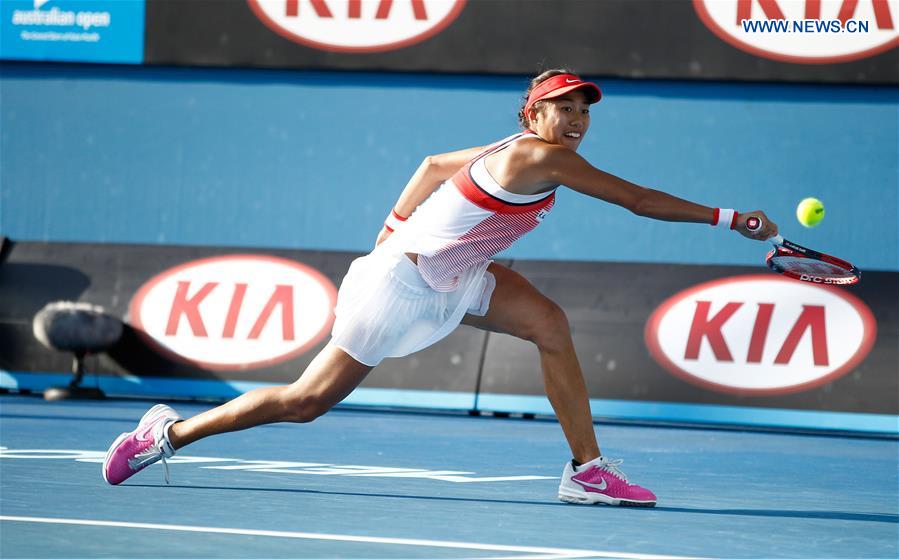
[524,74,602,114]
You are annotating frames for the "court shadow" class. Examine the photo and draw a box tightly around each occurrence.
[652,506,898,524]
[130,483,570,508]
[129,484,898,524]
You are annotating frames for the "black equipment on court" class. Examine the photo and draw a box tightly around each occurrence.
[32,301,123,401]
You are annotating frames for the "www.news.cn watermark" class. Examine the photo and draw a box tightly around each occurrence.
[742,19,872,33]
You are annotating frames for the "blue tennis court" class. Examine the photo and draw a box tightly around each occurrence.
[3,0,897,557]
[1,395,896,558]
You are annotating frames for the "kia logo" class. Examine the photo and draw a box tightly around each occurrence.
[645,275,876,395]
[247,0,466,53]
[130,255,337,370]
[694,0,899,64]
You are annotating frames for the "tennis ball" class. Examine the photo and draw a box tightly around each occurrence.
[796,197,825,228]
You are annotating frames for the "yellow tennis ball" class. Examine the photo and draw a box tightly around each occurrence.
[796,197,825,228]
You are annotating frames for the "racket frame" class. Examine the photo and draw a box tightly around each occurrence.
[765,234,860,285]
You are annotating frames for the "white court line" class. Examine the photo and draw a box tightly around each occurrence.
[0,515,712,559]
[476,554,624,559]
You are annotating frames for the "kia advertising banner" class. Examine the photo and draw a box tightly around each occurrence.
[129,254,338,371]
[1,241,896,433]
[0,0,145,64]
[142,0,898,84]
[477,259,897,419]
[645,276,876,396]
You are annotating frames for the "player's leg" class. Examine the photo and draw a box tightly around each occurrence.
[462,263,598,463]
[103,343,372,484]
[168,344,372,449]
[462,263,656,506]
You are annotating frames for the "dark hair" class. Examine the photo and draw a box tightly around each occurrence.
[518,67,579,130]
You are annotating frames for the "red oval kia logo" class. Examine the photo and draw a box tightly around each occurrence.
[694,0,899,64]
[247,0,466,53]
[645,275,876,395]
[129,254,337,370]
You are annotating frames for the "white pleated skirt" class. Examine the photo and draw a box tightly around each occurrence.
[330,241,495,366]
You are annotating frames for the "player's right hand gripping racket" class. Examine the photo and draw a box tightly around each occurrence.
[746,216,861,285]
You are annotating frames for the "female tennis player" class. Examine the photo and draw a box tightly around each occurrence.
[104,69,778,507]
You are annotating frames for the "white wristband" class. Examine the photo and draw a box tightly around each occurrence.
[384,209,407,232]
[712,208,738,230]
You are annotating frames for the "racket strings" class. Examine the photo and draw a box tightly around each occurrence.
[769,255,855,279]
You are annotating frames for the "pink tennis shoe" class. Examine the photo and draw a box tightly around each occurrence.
[558,456,657,507]
[103,404,180,485]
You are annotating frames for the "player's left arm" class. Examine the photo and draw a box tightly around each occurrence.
[392,145,486,217]
[375,145,486,247]
[536,144,777,239]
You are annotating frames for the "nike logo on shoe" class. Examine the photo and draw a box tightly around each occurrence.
[134,424,155,443]
[574,477,607,491]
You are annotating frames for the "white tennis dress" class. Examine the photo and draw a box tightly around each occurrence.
[331,132,557,366]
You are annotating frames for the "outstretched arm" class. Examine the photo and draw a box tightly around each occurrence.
[537,144,778,239]
[376,145,486,245]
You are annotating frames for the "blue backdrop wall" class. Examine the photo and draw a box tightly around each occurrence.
[2,63,897,270]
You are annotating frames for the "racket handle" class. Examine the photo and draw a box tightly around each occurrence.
[745,215,782,245]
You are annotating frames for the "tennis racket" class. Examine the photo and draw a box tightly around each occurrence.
[746,216,860,285]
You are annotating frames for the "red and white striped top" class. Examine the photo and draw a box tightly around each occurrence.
[397,133,556,292]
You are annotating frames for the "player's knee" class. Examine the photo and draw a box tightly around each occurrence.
[525,299,570,350]
[293,401,330,423]
[283,393,331,423]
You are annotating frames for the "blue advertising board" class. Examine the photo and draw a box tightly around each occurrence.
[0,0,144,64]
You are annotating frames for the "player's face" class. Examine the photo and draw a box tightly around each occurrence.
[532,91,591,151]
